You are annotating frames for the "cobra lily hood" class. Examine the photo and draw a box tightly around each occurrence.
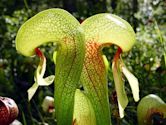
[80,13,139,123]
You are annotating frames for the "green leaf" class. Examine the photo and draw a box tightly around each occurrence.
[53,51,57,64]
[103,55,109,73]
[73,89,96,125]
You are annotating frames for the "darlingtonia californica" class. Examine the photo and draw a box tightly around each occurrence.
[15,8,139,125]
[137,94,166,125]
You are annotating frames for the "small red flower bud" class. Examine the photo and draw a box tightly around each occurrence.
[0,97,19,125]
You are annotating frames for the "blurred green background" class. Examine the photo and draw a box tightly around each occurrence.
[0,0,165,124]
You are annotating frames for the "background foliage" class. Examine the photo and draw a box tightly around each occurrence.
[0,0,165,125]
